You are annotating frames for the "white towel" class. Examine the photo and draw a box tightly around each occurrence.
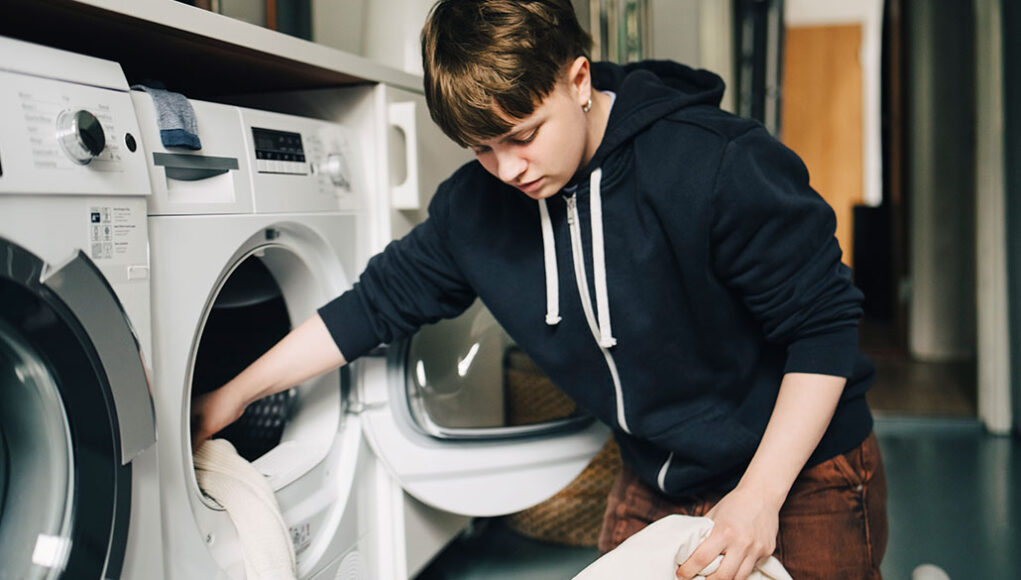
[194,439,297,580]
[573,515,792,580]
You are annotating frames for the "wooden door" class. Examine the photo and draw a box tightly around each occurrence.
[781,24,864,266]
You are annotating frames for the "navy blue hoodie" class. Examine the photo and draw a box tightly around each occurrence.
[319,60,875,498]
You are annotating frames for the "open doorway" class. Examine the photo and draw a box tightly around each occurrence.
[781,0,980,418]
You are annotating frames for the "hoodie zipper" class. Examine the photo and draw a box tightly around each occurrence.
[565,194,631,434]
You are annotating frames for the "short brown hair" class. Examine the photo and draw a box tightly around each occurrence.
[421,0,592,147]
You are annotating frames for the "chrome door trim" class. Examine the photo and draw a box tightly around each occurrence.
[0,241,159,464]
[386,340,593,441]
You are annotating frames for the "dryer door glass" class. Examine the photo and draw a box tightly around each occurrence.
[0,321,74,580]
[403,300,592,440]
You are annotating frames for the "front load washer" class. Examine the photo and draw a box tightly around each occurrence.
[134,96,373,580]
[0,37,163,580]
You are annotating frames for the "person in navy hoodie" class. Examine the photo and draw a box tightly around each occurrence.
[193,1,888,578]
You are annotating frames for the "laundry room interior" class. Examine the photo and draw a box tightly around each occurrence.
[0,0,1018,579]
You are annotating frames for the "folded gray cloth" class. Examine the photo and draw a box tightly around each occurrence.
[131,84,202,150]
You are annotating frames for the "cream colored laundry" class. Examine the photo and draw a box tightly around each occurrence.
[573,515,792,580]
[194,439,297,580]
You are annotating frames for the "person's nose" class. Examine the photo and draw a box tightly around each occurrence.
[494,148,527,184]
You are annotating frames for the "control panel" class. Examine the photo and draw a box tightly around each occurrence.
[0,70,151,196]
[135,96,365,216]
[241,107,364,214]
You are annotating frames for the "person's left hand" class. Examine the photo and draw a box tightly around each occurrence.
[675,485,781,580]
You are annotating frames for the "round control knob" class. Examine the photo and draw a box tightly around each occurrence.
[56,109,106,165]
[321,153,351,190]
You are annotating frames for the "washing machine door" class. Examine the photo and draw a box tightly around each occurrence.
[0,239,156,579]
[358,301,610,517]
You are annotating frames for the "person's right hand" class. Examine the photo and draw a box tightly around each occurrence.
[191,386,247,452]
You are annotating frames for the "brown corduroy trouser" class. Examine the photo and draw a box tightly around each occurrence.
[597,432,888,579]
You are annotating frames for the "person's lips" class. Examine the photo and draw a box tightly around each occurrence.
[518,177,543,194]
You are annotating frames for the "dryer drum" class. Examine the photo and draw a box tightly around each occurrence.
[211,256,284,309]
[192,255,294,462]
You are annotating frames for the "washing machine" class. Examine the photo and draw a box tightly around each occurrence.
[223,85,611,579]
[0,37,163,580]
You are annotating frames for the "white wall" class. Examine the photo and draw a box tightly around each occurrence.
[313,0,366,56]
[313,0,433,76]
[646,0,734,112]
[975,0,1011,433]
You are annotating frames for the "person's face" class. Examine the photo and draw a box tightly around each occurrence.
[469,77,590,200]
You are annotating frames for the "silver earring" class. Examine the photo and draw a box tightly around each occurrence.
[582,98,592,113]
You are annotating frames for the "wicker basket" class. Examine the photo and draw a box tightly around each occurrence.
[504,436,621,547]
[503,348,577,425]
[501,347,621,547]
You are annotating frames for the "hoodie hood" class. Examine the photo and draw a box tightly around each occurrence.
[586,60,726,172]
[537,60,727,356]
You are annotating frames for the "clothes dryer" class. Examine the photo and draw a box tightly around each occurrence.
[0,37,163,580]
[135,97,373,580]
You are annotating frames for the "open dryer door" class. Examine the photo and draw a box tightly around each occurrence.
[357,301,610,517]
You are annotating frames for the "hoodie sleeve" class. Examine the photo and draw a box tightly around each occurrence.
[316,183,477,361]
[710,126,864,378]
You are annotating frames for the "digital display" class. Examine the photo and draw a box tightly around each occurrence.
[252,127,305,162]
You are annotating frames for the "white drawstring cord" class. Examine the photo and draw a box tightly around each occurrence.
[538,198,561,325]
[589,168,617,348]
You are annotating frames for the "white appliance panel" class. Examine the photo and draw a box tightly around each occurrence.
[239,107,366,214]
[131,95,254,215]
[0,35,161,580]
[0,70,151,195]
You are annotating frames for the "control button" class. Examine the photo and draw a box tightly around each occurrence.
[56,109,106,165]
[321,153,350,189]
[126,265,150,281]
[125,133,137,152]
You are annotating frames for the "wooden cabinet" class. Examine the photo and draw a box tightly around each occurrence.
[0,0,421,98]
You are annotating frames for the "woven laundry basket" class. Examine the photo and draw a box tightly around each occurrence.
[503,347,577,425]
[501,347,621,547]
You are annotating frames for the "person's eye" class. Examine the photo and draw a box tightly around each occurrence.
[512,128,538,145]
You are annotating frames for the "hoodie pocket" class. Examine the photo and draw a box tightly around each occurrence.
[644,406,761,494]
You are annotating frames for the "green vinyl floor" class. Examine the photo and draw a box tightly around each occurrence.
[416,417,1021,580]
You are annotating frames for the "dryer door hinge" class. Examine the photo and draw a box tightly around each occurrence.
[346,400,387,415]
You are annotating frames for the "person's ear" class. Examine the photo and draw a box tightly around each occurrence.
[566,56,592,108]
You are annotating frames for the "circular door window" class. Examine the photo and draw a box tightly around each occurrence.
[0,320,73,579]
[403,300,591,440]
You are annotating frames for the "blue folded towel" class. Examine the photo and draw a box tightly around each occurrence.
[131,84,202,150]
